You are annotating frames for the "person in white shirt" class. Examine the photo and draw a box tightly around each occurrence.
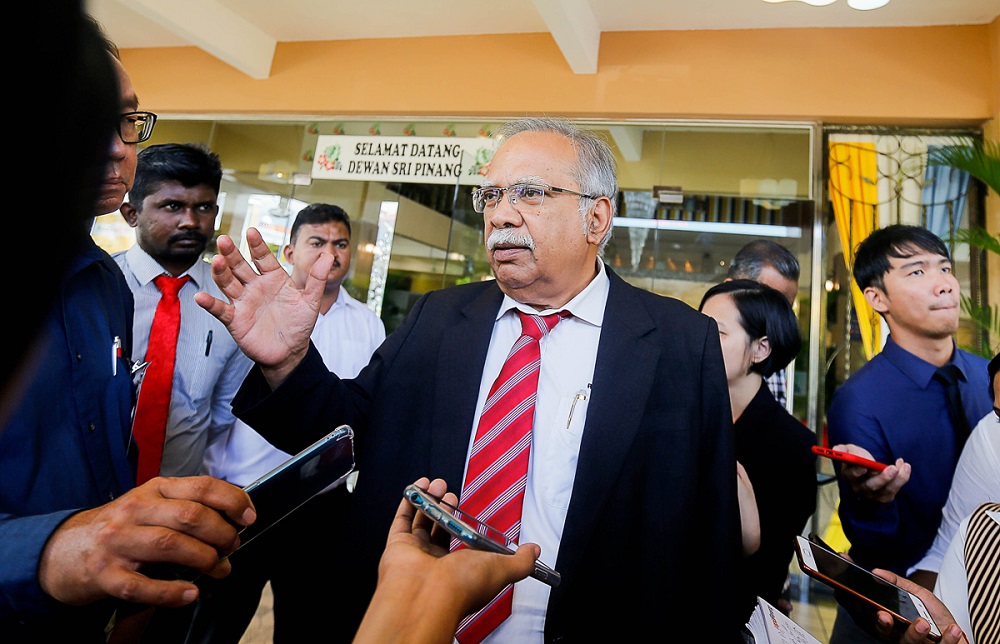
[908,352,1000,643]
[114,142,254,478]
[197,203,385,643]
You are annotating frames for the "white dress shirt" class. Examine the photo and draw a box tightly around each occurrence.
[911,414,1000,576]
[204,286,386,485]
[114,245,254,477]
[469,262,609,643]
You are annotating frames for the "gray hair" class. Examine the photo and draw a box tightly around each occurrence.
[727,239,800,282]
[494,117,618,256]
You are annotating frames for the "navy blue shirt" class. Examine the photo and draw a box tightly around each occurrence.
[0,237,135,632]
[827,335,991,575]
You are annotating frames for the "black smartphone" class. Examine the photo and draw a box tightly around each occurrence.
[794,535,941,641]
[403,484,561,587]
[142,425,355,581]
[237,424,355,549]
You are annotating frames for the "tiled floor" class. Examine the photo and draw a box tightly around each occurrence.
[240,577,840,643]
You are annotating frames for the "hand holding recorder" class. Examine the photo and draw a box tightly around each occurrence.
[354,478,540,644]
[794,535,943,641]
[824,443,911,503]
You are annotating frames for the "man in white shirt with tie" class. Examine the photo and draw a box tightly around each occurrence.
[199,203,386,643]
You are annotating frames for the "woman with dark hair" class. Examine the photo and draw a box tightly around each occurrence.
[699,279,817,619]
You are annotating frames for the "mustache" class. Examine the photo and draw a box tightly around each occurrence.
[170,232,208,244]
[487,228,535,251]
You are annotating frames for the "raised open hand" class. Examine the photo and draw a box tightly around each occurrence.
[194,228,333,386]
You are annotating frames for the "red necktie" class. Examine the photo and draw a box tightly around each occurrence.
[454,309,569,644]
[133,275,190,484]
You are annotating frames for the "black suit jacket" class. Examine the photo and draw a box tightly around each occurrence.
[235,266,743,642]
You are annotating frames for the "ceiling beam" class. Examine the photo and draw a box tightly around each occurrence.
[532,0,600,74]
[119,0,276,79]
[607,126,644,162]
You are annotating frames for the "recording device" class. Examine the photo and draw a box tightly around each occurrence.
[403,484,561,587]
[811,445,888,472]
[794,535,941,641]
[142,425,355,581]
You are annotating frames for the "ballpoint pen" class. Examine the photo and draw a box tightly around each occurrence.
[566,383,592,429]
[112,336,122,376]
[205,329,213,356]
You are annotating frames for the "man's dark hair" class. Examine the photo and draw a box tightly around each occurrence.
[727,239,800,282]
[852,224,951,292]
[989,352,1000,401]
[698,279,802,377]
[84,12,120,60]
[290,203,352,244]
[129,143,223,207]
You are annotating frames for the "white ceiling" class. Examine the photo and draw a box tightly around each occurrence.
[87,0,999,78]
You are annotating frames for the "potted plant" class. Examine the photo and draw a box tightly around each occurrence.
[927,138,1000,358]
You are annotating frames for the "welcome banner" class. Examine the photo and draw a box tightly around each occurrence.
[312,135,494,185]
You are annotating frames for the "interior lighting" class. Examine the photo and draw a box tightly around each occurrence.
[762,0,890,9]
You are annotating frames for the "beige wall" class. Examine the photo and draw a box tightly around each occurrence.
[123,22,997,126]
[124,19,1000,284]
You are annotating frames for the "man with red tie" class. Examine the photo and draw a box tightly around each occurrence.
[198,117,744,642]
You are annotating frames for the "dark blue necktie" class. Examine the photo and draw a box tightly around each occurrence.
[932,364,972,458]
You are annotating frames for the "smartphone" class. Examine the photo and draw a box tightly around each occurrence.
[793,535,941,641]
[141,425,355,582]
[237,424,356,549]
[811,445,888,472]
[403,484,561,588]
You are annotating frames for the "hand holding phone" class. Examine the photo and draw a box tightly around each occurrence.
[812,445,888,472]
[403,484,561,587]
[793,535,941,641]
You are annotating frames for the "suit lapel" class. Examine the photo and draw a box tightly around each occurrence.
[431,284,504,489]
[555,271,660,577]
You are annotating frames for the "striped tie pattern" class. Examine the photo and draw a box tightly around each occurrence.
[965,501,1000,644]
[454,310,568,644]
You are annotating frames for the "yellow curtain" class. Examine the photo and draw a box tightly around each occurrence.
[828,141,882,360]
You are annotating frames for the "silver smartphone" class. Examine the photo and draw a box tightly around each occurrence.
[794,535,941,641]
[403,484,561,587]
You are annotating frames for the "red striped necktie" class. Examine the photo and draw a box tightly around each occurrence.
[132,274,190,484]
[454,309,569,644]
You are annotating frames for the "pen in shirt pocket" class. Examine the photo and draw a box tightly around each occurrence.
[205,330,213,356]
[566,383,592,428]
[112,336,122,376]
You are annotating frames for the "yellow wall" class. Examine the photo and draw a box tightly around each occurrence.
[122,22,998,126]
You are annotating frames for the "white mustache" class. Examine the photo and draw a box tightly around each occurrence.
[487,228,535,251]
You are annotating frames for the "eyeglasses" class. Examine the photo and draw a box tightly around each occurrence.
[472,183,598,213]
[117,111,158,144]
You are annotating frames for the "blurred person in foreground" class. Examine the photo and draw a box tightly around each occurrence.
[0,12,254,641]
[196,116,744,641]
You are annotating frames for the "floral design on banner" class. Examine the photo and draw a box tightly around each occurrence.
[331,123,345,135]
[478,125,493,138]
[316,144,342,171]
[307,123,319,135]
[369,123,381,136]
[403,124,417,136]
[468,146,494,177]
[442,124,456,137]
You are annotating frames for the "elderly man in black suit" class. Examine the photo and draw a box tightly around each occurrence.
[197,117,743,643]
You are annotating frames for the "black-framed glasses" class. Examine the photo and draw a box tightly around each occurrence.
[118,111,158,144]
[472,183,598,213]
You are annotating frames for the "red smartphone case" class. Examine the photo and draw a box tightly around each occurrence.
[812,445,888,472]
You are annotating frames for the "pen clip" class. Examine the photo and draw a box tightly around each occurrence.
[566,386,590,429]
